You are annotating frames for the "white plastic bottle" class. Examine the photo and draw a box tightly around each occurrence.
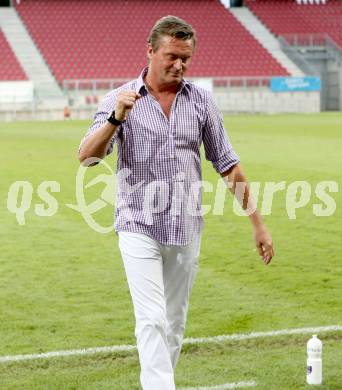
[307,334,323,385]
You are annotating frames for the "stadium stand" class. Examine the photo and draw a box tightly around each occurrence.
[245,0,342,48]
[0,28,27,81]
[15,0,289,84]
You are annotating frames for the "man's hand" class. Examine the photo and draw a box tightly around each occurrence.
[253,225,274,265]
[221,164,274,266]
[115,90,141,122]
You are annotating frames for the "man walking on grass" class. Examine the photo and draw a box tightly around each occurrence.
[79,15,274,390]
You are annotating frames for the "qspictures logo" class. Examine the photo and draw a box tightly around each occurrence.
[5,157,339,233]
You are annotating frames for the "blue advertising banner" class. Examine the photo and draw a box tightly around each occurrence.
[271,77,321,92]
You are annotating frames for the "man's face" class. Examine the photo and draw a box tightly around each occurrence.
[147,35,194,87]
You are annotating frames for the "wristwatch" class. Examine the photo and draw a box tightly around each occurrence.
[107,110,123,126]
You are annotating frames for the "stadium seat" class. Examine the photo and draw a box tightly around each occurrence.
[15,0,289,84]
[245,0,342,48]
[0,28,27,81]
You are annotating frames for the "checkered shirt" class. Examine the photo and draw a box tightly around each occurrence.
[81,68,239,245]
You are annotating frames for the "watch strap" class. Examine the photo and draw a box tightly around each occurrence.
[107,111,123,126]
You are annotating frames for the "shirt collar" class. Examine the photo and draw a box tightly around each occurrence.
[135,67,148,94]
[135,67,191,94]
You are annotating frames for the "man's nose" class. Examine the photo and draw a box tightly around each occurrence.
[174,58,182,70]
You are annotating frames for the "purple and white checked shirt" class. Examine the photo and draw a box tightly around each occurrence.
[82,67,239,245]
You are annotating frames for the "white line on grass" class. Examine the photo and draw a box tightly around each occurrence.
[0,344,136,363]
[1,324,341,363]
[178,380,257,390]
[183,324,342,344]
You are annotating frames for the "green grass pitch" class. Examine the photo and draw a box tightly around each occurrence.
[0,114,341,389]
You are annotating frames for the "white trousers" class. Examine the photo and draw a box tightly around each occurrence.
[118,231,201,390]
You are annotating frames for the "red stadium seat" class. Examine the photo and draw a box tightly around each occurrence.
[245,0,342,48]
[15,0,289,84]
[0,29,27,81]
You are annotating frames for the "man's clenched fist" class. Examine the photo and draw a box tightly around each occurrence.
[115,90,141,122]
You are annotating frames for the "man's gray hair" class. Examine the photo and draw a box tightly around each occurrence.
[148,15,196,51]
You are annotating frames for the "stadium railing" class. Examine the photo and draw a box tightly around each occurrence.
[279,33,342,64]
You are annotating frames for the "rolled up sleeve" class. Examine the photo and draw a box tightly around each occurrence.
[202,92,240,173]
[78,91,121,156]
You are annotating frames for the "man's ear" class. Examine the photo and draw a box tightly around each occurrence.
[146,43,153,61]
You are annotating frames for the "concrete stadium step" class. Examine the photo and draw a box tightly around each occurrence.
[230,7,304,77]
[0,7,63,98]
